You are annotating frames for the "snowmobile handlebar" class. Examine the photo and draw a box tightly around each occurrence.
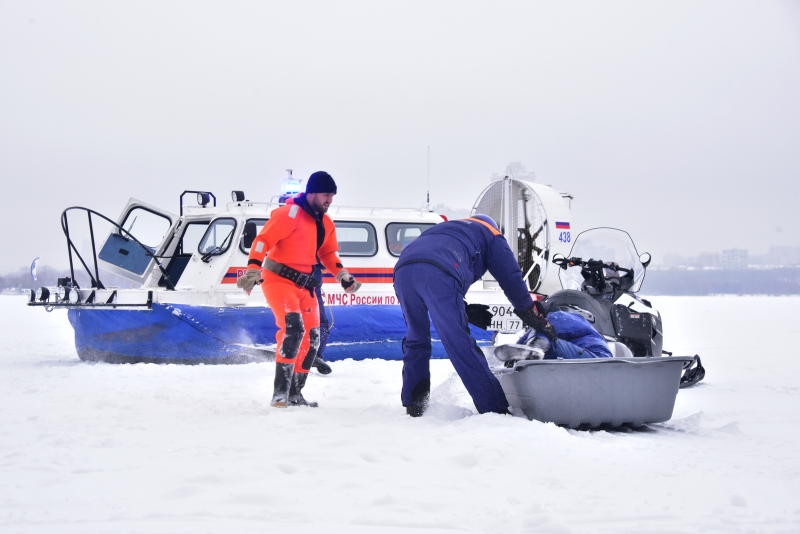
[552,256,633,275]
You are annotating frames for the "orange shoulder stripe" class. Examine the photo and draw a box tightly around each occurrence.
[464,217,501,236]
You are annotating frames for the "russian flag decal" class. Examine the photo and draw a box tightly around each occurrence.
[555,221,570,229]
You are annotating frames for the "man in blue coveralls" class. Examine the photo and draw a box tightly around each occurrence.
[393,214,553,416]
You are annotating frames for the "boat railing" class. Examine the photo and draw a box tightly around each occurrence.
[58,206,174,291]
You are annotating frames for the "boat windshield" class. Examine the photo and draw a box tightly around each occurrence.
[558,227,647,293]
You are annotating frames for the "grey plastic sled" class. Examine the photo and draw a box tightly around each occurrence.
[494,356,695,428]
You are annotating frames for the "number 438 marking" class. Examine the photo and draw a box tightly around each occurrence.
[558,231,571,243]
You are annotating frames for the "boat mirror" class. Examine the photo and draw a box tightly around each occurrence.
[231,191,245,202]
[640,252,652,268]
[243,221,257,249]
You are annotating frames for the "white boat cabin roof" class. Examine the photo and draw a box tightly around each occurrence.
[182,199,446,222]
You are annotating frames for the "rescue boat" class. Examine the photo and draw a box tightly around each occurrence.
[28,172,575,363]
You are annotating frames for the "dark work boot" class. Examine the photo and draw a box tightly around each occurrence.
[404,378,430,417]
[313,358,333,375]
[271,362,295,407]
[288,372,318,407]
[406,401,428,417]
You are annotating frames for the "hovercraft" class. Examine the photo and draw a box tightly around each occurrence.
[28,172,576,363]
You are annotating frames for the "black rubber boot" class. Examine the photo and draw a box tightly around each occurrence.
[313,358,333,375]
[288,372,318,407]
[271,362,295,407]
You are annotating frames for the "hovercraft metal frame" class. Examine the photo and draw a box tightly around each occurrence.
[27,205,172,309]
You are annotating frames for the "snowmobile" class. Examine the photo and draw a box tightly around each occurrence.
[493,227,705,428]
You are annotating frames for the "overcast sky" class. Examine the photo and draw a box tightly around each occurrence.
[1,0,798,272]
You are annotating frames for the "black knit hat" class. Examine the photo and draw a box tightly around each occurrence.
[305,171,337,194]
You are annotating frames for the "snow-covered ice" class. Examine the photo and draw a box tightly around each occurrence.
[1,295,799,533]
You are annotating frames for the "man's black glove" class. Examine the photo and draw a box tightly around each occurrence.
[336,269,362,293]
[514,301,557,343]
[464,301,493,330]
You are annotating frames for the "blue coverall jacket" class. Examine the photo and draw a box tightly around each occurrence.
[393,218,535,414]
[520,311,613,359]
[395,218,534,311]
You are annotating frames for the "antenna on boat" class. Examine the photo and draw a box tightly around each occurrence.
[426,145,431,212]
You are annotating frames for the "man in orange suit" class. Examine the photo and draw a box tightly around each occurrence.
[237,171,361,407]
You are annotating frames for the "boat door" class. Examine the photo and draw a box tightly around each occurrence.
[98,198,177,284]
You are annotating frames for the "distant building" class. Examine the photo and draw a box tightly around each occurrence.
[649,245,800,271]
[767,246,800,266]
[721,249,748,270]
[660,254,688,269]
[491,162,537,183]
[692,252,720,269]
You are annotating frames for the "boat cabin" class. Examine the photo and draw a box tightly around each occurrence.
[96,191,445,307]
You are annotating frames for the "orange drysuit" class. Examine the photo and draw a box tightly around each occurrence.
[247,195,344,374]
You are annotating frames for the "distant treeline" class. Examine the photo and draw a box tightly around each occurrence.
[642,268,800,296]
[3,266,800,296]
[2,266,69,291]
[1,266,134,291]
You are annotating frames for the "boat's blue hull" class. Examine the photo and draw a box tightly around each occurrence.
[68,303,493,363]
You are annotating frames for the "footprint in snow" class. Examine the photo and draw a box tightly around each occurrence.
[451,452,479,468]
[277,463,297,474]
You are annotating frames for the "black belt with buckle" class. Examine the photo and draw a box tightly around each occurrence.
[263,258,320,290]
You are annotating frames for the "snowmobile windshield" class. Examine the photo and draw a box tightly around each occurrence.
[558,227,647,293]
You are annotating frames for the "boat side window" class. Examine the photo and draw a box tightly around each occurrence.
[198,218,237,256]
[179,222,210,255]
[120,207,172,248]
[386,223,435,256]
[334,221,378,257]
[239,218,268,253]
